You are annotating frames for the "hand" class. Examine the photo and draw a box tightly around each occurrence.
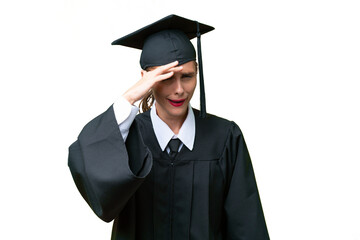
[122,61,183,105]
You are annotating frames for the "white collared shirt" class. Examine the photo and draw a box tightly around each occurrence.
[150,102,195,152]
[113,97,195,152]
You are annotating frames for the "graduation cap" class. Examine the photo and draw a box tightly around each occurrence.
[111,14,214,118]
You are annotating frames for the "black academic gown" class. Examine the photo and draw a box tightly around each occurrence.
[68,106,270,240]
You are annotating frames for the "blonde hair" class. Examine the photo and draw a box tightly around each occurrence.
[139,90,155,113]
[138,61,198,113]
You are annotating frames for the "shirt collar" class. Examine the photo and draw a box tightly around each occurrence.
[150,103,195,151]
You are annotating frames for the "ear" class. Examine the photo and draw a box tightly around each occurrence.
[141,70,146,77]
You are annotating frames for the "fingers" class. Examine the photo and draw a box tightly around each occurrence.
[156,71,174,82]
[123,61,183,103]
[162,61,180,70]
[154,61,182,74]
[156,66,182,82]
[168,66,183,73]
[147,61,183,83]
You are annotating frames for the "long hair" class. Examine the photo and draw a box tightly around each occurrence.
[138,61,198,113]
[139,90,155,113]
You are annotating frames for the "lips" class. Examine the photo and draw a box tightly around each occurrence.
[168,98,186,107]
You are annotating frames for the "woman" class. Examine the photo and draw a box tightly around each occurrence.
[68,15,270,240]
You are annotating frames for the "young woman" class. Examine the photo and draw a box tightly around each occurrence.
[68,15,270,240]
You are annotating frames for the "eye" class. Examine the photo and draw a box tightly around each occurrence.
[182,74,195,80]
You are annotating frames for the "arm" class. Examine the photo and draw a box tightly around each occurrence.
[68,106,152,222]
[223,123,270,239]
[68,61,182,222]
[112,60,185,142]
[113,96,139,142]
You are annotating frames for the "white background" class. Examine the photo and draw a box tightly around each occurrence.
[1,0,359,239]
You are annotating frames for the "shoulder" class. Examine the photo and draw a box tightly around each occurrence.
[192,109,243,156]
[132,109,154,135]
[134,109,151,125]
[193,108,242,138]
[78,105,120,144]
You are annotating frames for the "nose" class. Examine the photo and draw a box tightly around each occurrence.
[173,78,184,95]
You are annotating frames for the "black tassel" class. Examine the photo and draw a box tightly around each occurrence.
[196,21,206,118]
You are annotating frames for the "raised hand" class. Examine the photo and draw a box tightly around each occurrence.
[122,61,183,105]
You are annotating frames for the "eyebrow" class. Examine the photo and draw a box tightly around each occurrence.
[181,72,196,77]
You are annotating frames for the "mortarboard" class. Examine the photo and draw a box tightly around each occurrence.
[111,14,214,118]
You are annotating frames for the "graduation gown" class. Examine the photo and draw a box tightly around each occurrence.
[68,105,270,240]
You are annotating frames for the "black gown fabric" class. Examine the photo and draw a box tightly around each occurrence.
[68,106,270,240]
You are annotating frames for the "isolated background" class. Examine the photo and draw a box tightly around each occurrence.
[1,0,359,239]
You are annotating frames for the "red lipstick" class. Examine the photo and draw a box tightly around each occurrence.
[168,99,185,107]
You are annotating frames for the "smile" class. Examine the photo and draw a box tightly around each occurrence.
[168,99,186,107]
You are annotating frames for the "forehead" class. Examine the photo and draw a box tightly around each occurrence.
[180,61,197,72]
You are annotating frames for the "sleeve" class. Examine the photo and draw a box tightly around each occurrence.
[68,105,152,222]
[222,122,270,240]
[113,96,139,141]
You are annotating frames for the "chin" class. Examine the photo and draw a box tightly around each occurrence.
[167,106,188,118]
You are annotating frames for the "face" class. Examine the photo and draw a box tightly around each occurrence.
[152,61,197,122]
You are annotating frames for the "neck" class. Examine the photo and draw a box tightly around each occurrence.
[155,104,187,135]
